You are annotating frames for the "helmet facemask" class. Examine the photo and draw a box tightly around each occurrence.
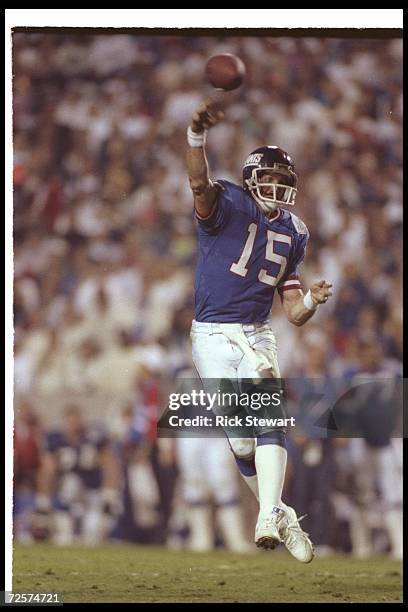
[245,165,297,213]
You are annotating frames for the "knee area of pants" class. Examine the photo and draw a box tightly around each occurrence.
[230,438,255,459]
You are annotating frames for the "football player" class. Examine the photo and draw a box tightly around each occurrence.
[33,404,122,545]
[176,435,251,553]
[186,99,333,563]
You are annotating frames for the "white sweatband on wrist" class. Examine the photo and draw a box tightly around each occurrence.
[187,126,207,147]
[303,290,319,311]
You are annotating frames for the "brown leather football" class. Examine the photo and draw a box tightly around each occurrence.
[205,54,246,91]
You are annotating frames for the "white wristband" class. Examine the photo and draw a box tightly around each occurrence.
[303,290,318,311]
[187,126,207,147]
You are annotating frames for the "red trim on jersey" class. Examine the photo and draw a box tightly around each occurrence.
[278,283,302,294]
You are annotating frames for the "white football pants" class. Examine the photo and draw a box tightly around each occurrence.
[190,319,281,458]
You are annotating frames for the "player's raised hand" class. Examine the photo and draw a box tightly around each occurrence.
[191,98,224,134]
[310,280,333,305]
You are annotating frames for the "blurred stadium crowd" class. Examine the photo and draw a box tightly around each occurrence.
[13,33,402,557]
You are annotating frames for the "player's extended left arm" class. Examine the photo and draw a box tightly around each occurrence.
[281,280,333,326]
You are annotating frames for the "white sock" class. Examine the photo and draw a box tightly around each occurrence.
[255,444,287,516]
[242,474,287,509]
[242,474,259,501]
[187,505,213,551]
[384,507,403,560]
[217,505,251,553]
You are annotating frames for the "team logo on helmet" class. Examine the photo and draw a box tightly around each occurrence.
[244,153,264,167]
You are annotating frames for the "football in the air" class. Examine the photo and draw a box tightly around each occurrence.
[205,54,246,91]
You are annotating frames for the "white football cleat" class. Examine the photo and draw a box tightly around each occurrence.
[280,505,314,563]
[255,506,285,550]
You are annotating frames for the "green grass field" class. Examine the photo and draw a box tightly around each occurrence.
[13,543,402,603]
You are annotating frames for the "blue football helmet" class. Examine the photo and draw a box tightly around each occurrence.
[243,146,297,213]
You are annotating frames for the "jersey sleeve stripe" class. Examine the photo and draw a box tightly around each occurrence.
[278,283,302,294]
[280,277,301,287]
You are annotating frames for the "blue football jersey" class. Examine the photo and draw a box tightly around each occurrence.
[194,180,309,323]
[44,428,108,489]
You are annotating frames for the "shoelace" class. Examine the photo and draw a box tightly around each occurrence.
[258,514,284,532]
[262,516,280,529]
[284,514,311,547]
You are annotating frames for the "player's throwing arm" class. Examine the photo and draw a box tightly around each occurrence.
[186,98,224,219]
